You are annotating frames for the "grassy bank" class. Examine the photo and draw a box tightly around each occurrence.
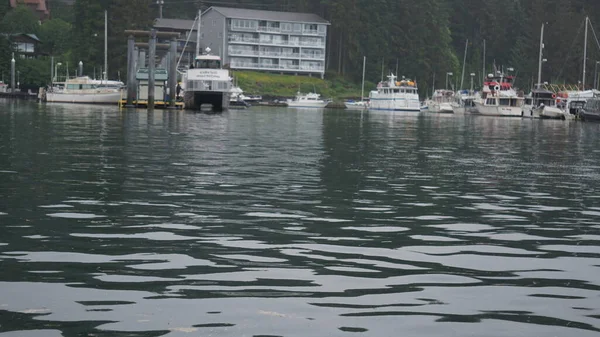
[232,71,373,101]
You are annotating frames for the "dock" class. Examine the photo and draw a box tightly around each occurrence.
[119,99,184,109]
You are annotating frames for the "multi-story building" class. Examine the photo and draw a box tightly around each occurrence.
[200,6,329,78]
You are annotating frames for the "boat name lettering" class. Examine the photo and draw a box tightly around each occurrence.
[190,70,229,81]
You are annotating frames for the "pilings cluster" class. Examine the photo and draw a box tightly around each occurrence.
[124,29,180,109]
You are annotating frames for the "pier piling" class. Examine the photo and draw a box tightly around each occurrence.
[168,37,177,108]
[148,29,156,108]
[10,53,15,93]
[126,35,136,107]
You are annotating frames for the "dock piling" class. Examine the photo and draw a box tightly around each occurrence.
[168,37,177,108]
[126,35,136,107]
[148,29,156,108]
[10,53,15,93]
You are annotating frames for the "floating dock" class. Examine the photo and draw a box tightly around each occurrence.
[119,99,184,109]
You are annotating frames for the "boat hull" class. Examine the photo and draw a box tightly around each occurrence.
[368,99,420,112]
[46,92,122,104]
[287,102,328,108]
[184,91,230,111]
[428,102,454,113]
[472,102,522,117]
[345,102,368,110]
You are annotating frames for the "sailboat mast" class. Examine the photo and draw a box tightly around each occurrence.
[583,16,589,89]
[196,9,202,57]
[104,10,108,81]
[361,56,366,101]
[537,23,544,89]
[460,39,468,90]
[482,39,486,86]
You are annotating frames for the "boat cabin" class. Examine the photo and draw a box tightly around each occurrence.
[525,89,557,107]
[193,48,222,69]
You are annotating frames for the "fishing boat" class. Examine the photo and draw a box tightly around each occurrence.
[182,47,232,111]
[345,56,368,110]
[287,92,329,108]
[472,71,524,117]
[426,89,454,113]
[368,74,420,111]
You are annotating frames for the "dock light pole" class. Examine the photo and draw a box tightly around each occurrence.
[157,0,164,19]
[54,62,62,82]
[10,53,15,93]
[445,72,453,90]
[17,70,20,89]
[470,73,475,93]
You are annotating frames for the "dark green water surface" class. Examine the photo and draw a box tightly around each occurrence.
[0,101,599,336]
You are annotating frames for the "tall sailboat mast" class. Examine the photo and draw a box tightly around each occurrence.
[361,56,366,101]
[537,23,544,89]
[104,10,107,81]
[482,39,486,86]
[583,16,589,89]
[196,9,202,56]
[460,39,468,90]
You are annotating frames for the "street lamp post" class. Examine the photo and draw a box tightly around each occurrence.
[54,62,62,82]
[445,72,453,90]
[17,70,20,89]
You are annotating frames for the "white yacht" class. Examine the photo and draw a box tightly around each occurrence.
[426,89,454,113]
[473,72,524,117]
[45,77,124,104]
[368,74,420,111]
[183,48,232,111]
[287,92,329,108]
[452,90,478,114]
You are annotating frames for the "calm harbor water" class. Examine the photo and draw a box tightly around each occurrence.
[0,100,599,337]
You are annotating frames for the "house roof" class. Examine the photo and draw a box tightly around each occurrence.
[2,33,41,42]
[154,18,197,31]
[9,0,49,16]
[207,6,330,25]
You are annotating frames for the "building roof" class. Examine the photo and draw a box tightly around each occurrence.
[10,0,49,18]
[154,18,197,31]
[2,33,41,42]
[207,6,330,25]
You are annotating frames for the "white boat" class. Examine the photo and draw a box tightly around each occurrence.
[45,11,123,105]
[345,56,368,110]
[287,92,329,108]
[183,48,232,111]
[522,89,565,119]
[345,100,368,110]
[368,74,420,111]
[452,90,478,114]
[46,77,123,104]
[426,89,454,113]
[472,71,524,117]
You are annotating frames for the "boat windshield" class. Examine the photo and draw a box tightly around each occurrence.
[195,59,221,69]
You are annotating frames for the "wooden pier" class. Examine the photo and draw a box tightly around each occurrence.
[119,99,184,109]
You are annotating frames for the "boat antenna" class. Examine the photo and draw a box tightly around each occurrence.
[381,57,384,82]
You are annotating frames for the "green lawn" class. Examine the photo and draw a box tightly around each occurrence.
[231,71,372,101]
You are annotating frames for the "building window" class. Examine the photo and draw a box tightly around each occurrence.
[218,32,222,38]
[212,19,216,26]
[14,42,34,53]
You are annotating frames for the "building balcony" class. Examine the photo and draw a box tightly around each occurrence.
[258,26,281,33]
[303,29,319,35]
[229,36,260,44]
[230,62,324,73]
[260,51,300,58]
[300,41,325,48]
[229,49,259,56]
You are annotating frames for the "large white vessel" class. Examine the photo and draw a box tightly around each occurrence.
[522,88,566,119]
[182,48,232,111]
[473,72,524,117]
[426,89,454,113]
[368,74,420,111]
[287,92,329,108]
[45,77,123,104]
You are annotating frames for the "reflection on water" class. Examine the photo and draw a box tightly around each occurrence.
[0,101,599,336]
